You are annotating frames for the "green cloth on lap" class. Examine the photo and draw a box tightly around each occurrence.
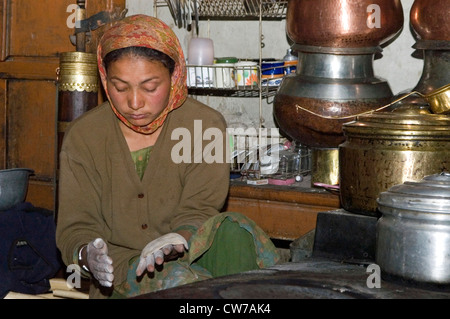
[195,218,258,277]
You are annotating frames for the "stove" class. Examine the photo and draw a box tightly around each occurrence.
[134,209,450,299]
[134,259,450,299]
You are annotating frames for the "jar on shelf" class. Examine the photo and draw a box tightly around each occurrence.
[282,48,298,75]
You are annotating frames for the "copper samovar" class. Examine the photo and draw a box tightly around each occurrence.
[410,0,450,95]
[273,0,404,185]
[381,0,450,113]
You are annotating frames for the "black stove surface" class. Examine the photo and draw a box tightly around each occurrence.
[133,258,450,299]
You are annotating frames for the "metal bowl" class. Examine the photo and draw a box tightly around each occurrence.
[0,168,34,211]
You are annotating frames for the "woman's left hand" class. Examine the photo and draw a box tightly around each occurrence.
[136,233,188,276]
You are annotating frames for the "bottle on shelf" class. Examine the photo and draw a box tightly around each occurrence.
[283,48,298,75]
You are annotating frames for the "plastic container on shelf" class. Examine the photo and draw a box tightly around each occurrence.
[188,37,214,65]
[187,38,215,87]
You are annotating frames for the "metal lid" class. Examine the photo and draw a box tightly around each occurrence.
[377,172,450,214]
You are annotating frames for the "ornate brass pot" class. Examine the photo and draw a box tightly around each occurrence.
[339,108,450,216]
[57,51,98,155]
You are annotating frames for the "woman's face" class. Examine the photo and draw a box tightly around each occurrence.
[101,54,172,130]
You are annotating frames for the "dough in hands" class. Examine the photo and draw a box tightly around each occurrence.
[136,233,189,276]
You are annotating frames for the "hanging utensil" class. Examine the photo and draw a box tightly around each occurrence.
[184,0,188,29]
[176,0,183,28]
[186,0,193,31]
[180,0,184,28]
[166,0,177,23]
[193,0,199,35]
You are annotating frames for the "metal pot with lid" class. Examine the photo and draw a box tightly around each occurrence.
[339,106,450,216]
[376,172,450,285]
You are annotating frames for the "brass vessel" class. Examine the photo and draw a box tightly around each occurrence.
[58,52,98,93]
[339,107,450,216]
[311,148,339,186]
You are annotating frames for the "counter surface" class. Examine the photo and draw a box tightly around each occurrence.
[222,176,341,241]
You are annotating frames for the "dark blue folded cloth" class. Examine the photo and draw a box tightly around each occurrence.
[0,202,61,298]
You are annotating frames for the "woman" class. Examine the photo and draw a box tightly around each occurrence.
[56,14,279,299]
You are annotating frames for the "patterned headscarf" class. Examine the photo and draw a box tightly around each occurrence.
[97,14,188,134]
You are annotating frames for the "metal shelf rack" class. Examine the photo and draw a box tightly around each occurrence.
[186,0,287,19]
[161,0,288,126]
